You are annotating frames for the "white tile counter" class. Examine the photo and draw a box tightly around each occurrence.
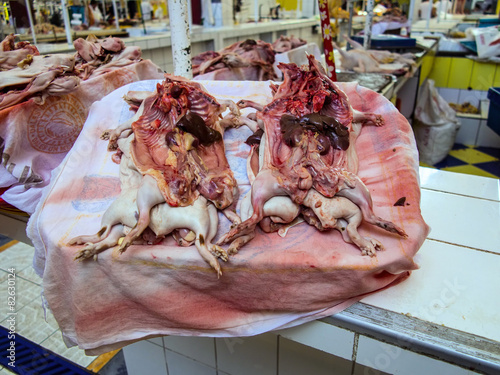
[123,167,500,375]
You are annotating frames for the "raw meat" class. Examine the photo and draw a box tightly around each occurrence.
[219,55,407,253]
[193,39,277,81]
[70,76,242,275]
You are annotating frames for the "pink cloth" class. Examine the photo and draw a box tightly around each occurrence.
[0,60,164,214]
[27,80,429,355]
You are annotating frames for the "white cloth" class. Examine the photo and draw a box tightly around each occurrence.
[27,79,429,355]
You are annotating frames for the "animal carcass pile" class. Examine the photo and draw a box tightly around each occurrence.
[70,55,412,277]
[333,35,416,76]
[192,39,277,81]
[0,34,146,111]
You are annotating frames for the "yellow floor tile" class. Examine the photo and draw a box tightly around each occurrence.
[418,162,436,168]
[448,148,498,164]
[441,165,499,178]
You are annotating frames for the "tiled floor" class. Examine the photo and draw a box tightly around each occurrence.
[0,238,127,374]
[420,143,500,178]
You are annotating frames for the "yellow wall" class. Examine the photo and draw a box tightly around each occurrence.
[277,0,301,11]
[427,57,500,90]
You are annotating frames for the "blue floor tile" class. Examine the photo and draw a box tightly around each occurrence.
[434,155,467,169]
[476,146,500,159]
[475,161,500,178]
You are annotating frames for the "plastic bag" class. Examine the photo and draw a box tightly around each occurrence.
[472,26,500,59]
[413,79,461,165]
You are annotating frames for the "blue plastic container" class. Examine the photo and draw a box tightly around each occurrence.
[478,18,500,28]
[350,35,416,49]
[487,87,500,136]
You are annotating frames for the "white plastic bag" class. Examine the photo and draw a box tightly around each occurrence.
[472,26,500,59]
[413,79,461,165]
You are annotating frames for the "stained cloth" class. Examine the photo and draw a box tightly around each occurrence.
[0,60,164,214]
[27,79,430,355]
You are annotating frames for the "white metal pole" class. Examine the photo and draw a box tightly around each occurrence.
[363,0,374,49]
[254,0,259,22]
[112,0,120,29]
[60,0,73,45]
[426,0,433,30]
[408,0,416,27]
[25,0,37,45]
[168,0,192,78]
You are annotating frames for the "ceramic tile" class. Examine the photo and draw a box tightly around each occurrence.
[3,297,60,344]
[215,333,277,375]
[0,270,11,283]
[123,340,168,375]
[0,242,35,273]
[361,239,500,342]
[163,336,215,367]
[165,349,216,375]
[276,320,354,361]
[278,337,352,375]
[419,167,500,200]
[40,330,96,368]
[458,89,483,108]
[147,336,164,347]
[420,189,500,253]
[438,88,460,104]
[441,164,499,179]
[477,119,500,148]
[0,276,42,317]
[355,335,479,375]
[16,266,42,286]
[455,117,479,146]
[147,39,161,49]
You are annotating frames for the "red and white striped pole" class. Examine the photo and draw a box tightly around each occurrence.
[317,0,337,81]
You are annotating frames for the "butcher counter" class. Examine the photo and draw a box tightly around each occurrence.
[117,166,500,375]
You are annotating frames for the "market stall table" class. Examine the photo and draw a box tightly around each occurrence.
[120,167,500,375]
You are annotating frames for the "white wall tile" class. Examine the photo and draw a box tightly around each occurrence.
[455,117,479,145]
[123,340,168,375]
[437,88,460,104]
[276,320,355,361]
[361,240,500,343]
[355,335,477,375]
[458,89,484,108]
[279,337,352,375]
[147,336,164,347]
[165,349,216,375]
[163,336,216,367]
[215,333,277,375]
[419,167,500,200]
[420,189,500,254]
[476,119,500,148]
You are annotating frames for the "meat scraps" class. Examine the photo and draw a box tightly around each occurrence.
[192,39,277,81]
[218,55,407,254]
[272,35,307,53]
[333,35,416,76]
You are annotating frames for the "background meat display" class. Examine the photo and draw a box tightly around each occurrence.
[192,39,277,81]
[0,34,165,214]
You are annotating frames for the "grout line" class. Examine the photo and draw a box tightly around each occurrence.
[350,333,359,375]
[426,238,500,256]
[214,337,218,373]
[276,335,280,375]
